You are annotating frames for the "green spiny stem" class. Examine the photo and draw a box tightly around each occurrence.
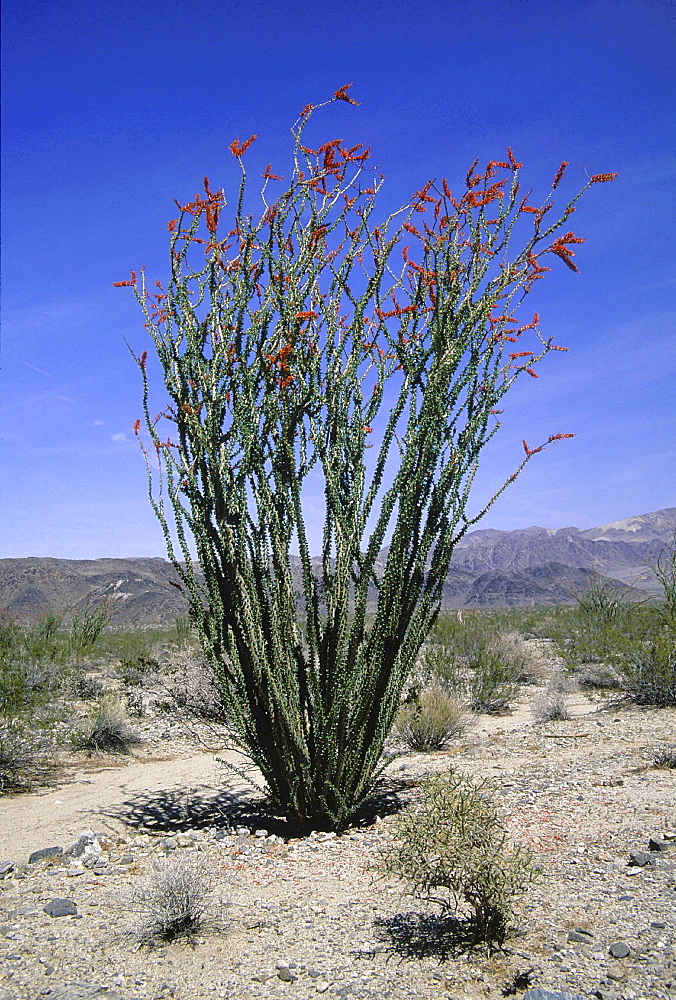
[122,87,614,827]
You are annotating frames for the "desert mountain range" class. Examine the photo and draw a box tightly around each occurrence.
[0,507,673,627]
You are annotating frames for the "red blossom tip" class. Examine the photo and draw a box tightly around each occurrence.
[333,83,360,105]
[229,134,257,157]
[590,172,618,183]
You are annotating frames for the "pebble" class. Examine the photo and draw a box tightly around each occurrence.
[608,941,631,958]
[29,846,63,864]
[43,898,78,917]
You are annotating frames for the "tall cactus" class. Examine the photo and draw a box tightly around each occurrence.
[118,86,614,828]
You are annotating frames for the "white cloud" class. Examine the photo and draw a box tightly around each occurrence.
[111,432,128,443]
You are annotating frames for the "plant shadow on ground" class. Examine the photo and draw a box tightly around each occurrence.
[100,775,415,839]
[375,910,492,960]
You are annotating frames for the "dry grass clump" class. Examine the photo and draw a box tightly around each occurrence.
[73,696,143,754]
[393,680,467,751]
[531,688,570,723]
[129,854,223,944]
[652,746,676,769]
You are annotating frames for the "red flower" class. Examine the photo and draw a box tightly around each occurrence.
[333,83,360,105]
[552,161,569,189]
[590,172,618,183]
[229,134,257,157]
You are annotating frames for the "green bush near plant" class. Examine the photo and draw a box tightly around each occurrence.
[542,559,676,706]
[421,616,526,713]
[379,769,539,950]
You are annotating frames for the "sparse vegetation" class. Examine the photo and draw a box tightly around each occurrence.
[379,769,539,950]
[0,726,60,793]
[532,684,570,722]
[421,615,529,714]
[130,855,219,944]
[72,696,143,754]
[393,680,466,751]
[652,746,676,769]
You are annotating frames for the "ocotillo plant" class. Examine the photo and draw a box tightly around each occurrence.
[118,85,615,828]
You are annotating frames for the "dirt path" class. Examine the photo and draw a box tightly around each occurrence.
[0,748,259,861]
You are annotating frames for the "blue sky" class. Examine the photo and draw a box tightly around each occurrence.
[1,0,674,559]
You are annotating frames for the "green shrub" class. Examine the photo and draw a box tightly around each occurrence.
[617,631,676,707]
[116,655,161,688]
[379,769,538,950]
[393,681,466,751]
[422,619,524,713]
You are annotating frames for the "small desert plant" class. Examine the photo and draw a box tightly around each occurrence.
[73,696,143,754]
[532,685,570,722]
[0,727,60,793]
[393,680,466,751]
[379,769,539,950]
[116,654,161,688]
[156,643,226,721]
[652,746,676,769]
[67,595,114,657]
[617,631,676,707]
[424,622,524,713]
[130,855,217,944]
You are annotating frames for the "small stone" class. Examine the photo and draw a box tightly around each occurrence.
[43,898,78,917]
[609,941,631,959]
[629,850,657,867]
[0,861,14,877]
[251,971,275,982]
[64,831,97,858]
[174,833,195,848]
[649,838,671,852]
[254,829,268,838]
[568,929,595,942]
[651,921,667,929]
[276,967,297,982]
[118,854,134,865]
[235,826,250,836]
[29,846,63,864]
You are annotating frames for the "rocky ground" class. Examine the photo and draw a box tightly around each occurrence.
[1,660,675,1000]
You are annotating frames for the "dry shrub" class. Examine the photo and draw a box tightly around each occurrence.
[157,643,226,721]
[653,746,676,769]
[532,686,570,723]
[0,729,60,793]
[130,854,221,944]
[379,769,539,950]
[393,681,466,751]
[74,696,143,754]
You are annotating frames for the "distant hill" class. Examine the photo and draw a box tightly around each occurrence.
[0,507,673,625]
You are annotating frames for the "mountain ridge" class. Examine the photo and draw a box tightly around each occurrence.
[1,507,673,625]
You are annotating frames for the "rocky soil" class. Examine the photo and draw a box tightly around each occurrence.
[1,677,675,1000]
